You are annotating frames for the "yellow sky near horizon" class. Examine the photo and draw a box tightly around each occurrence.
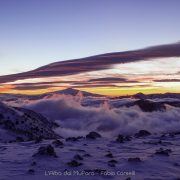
[0,85,179,97]
[0,57,179,96]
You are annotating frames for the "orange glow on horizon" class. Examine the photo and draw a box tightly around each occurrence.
[0,85,14,93]
[0,57,179,96]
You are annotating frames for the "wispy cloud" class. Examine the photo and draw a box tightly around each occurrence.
[154,79,180,82]
[11,81,76,86]
[88,77,138,83]
[14,85,59,90]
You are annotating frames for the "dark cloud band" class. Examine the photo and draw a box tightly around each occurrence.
[154,79,180,82]
[0,42,180,84]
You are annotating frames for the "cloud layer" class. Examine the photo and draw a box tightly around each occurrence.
[23,95,180,137]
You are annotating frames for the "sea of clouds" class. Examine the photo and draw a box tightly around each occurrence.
[23,95,180,137]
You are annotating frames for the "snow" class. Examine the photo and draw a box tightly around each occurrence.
[0,92,180,179]
[0,134,180,180]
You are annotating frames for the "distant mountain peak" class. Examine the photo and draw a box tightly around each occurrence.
[48,88,102,97]
[61,88,78,93]
[61,87,75,91]
[133,92,146,99]
[132,92,180,100]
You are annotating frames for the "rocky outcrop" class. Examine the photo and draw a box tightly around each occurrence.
[52,139,64,147]
[32,145,57,157]
[86,131,101,139]
[0,102,58,141]
[155,148,172,156]
[116,134,131,143]
[128,157,141,162]
[67,160,82,167]
[135,130,151,138]
[135,99,166,112]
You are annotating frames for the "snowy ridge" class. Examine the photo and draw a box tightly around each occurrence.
[0,102,58,142]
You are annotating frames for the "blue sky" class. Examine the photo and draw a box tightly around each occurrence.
[0,0,180,75]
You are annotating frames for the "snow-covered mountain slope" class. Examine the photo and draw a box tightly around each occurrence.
[0,102,58,142]
[0,94,180,180]
[0,133,180,180]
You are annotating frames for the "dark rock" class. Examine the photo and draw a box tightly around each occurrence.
[52,122,60,128]
[108,159,118,163]
[66,136,83,142]
[86,131,101,139]
[0,146,7,151]
[135,99,166,112]
[34,137,43,143]
[16,136,24,142]
[74,154,83,160]
[169,133,175,138]
[33,145,57,157]
[83,153,92,157]
[105,152,113,158]
[0,113,4,119]
[66,137,80,142]
[108,162,115,167]
[126,178,131,180]
[108,159,118,167]
[28,169,35,174]
[143,140,162,145]
[69,148,86,153]
[52,139,64,147]
[124,136,131,141]
[4,120,14,130]
[128,157,141,162]
[155,148,172,156]
[174,162,180,167]
[76,136,84,140]
[135,130,151,138]
[116,134,124,143]
[67,160,82,167]
[116,134,131,143]
[171,131,180,136]
[30,161,37,166]
[161,134,166,138]
[0,102,58,140]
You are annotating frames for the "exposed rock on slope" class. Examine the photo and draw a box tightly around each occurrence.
[0,102,58,142]
[132,99,166,112]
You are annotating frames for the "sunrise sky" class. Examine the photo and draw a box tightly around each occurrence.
[0,0,180,96]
